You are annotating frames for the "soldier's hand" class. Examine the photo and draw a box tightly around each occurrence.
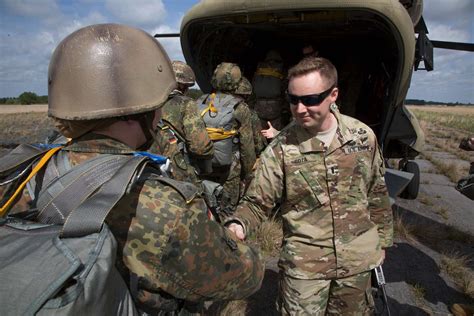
[261,121,279,139]
[227,223,245,240]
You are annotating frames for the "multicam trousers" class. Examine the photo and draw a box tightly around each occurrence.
[277,271,374,315]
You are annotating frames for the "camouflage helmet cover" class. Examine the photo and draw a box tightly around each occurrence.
[172,60,196,86]
[211,62,242,92]
[48,23,176,120]
[234,76,252,96]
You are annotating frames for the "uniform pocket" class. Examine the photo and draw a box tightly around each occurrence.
[286,169,329,212]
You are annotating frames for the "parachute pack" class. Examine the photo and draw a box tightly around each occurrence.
[0,144,167,315]
[197,92,241,168]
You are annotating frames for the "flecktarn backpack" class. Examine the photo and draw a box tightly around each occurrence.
[0,144,166,315]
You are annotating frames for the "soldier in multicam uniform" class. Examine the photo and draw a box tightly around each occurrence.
[150,60,214,184]
[234,76,268,157]
[227,56,392,315]
[197,63,257,216]
[1,24,264,315]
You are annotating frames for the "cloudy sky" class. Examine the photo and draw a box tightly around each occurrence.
[0,0,472,103]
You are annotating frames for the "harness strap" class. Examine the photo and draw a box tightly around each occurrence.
[255,67,284,79]
[200,93,218,117]
[206,127,238,140]
[61,156,147,237]
[0,147,62,217]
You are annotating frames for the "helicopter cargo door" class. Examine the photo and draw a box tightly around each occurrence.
[383,104,424,159]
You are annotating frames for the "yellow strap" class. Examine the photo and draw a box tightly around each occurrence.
[255,67,284,79]
[200,93,218,117]
[206,127,238,140]
[0,146,62,217]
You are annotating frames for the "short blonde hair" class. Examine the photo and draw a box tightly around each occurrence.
[288,56,338,88]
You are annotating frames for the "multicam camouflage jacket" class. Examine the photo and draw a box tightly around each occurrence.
[224,109,392,280]
[1,134,264,313]
[150,92,214,183]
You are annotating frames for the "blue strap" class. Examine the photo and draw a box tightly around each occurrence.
[33,143,64,149]
[133,152,168,165]
[34,144,168,164]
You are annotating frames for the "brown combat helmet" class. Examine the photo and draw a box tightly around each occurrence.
[48,23,176,120]
[234,76,252,96]
[211,62,242,92]
[172,60,195,86]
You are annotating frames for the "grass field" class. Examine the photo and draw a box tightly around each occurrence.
[408,105,474,133]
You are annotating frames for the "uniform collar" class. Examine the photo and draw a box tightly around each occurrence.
[295,107,354,154]
[64,133,135,154]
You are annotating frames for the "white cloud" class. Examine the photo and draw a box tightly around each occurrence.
[406,0,473,103]
[2,0,61,18]
[150,25,183,61]
[105,0,166,26]
[427,24,470,43]
[423,0,472,22]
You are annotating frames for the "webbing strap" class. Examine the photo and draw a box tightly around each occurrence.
[36,155,131,224]
[200,93,218,117]
[61,156,147,237]
[206,127,238,140]
[0,147,62,217]
[255,67,284,79]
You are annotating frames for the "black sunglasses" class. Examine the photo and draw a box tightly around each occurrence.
[286,85,335,107]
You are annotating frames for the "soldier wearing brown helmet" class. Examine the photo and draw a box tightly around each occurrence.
[0,24,263,315]
[150,60,214,184]
[197,62,257,218]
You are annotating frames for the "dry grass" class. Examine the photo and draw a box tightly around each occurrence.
[440,253,474,299]
[393,213,415,242]
[409,105,474,133]
[435,207,449,221]
[0,104,48,114]
[207,300,248,316]
[248,217,283,258]
[409,105,474,116]
[411,283,427,302]
[0,112,55,145]
[410,221,474,246]
[418,193,434,206]
[421,152,462,183]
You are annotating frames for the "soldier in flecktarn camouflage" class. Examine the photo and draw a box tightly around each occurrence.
[0,24,263,315]
[234,76,268,157]
[150,60,214,185]
[226,56,392,315]
[197,63,258,216]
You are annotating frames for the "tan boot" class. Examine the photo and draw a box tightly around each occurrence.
[450,303,474,316]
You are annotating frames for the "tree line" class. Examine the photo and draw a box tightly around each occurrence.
[0,90,205,105]
[0,92,48,105]
[1,92,470,106]
[406,99,473,106]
